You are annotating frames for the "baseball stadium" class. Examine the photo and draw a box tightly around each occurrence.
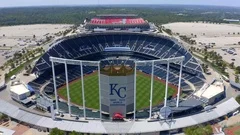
[29,14,206,118]
[0,14,239,134]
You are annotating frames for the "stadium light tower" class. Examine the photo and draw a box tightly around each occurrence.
[65,61,72,116]
[133,61,137,121]
[176,61,183,107]
[149,61,154,119]
[51,61,59,113]
[135,56,184,120]
[80,61,86,119]
[98,62,102,120]
[50,56,184,121]
[164,61,170,107]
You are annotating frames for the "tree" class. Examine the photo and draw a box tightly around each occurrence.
[69,131,81,135]
[184,125,212,135]
[0,66,4,71]
[28,65,32,70]
[230,62,234,69]
[235,75,239,83]
[0,114,8,121]
[236,95,240,104]
[204,125,213,135]
[49,128,64,135]
[164,29,172,35]
[22,49,26,54]
[15,60,19,65]
[204,55,208,61]
[236,66,240,74]
[25,66,28,70]
[204,46,208,52]
[10,63,15,69]
[14,52,22,59]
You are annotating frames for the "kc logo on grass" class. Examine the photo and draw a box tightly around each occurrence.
[109,84,126,98]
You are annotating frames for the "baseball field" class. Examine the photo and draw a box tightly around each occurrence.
[58,71,176,110]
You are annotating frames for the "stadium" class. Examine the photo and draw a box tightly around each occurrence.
[29,29,206,116]
[0,14,239,134]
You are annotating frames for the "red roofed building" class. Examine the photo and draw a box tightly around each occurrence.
[86,14,150,30]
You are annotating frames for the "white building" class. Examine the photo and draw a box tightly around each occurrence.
[194,80,225,105]
[0,127,15,135]
[10,81,30,101]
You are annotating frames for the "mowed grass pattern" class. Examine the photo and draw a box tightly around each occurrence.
[58,72,175,110]
[136,73,175,110]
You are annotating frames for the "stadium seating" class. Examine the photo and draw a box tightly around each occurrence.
[90,18,146,25]
[30,33,205,95]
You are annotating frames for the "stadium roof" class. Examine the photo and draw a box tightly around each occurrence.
[0,98,238,134]
[36,97,53,109]
[10,84,30,95]
[167,98,203,112]
[0,127,15,135]
[194,81,224,99]
[97,14,138,17]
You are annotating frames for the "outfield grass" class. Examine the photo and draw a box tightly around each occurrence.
[58,72,176,110]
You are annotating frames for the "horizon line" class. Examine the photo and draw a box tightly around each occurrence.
[0,4,240,8]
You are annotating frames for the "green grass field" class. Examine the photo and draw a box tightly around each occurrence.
[58,72,176,110]
[235,130,240,135]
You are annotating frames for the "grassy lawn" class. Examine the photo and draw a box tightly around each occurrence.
[58,72,175,110]
[235,129,240,135]
[5,55,42,81]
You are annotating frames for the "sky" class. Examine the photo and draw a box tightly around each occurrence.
[0,0,240,8]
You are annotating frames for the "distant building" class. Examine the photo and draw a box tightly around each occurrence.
[223,19,240,23]
[86,14,150,31]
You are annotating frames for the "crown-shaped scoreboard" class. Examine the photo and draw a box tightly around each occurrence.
[100,64,135,118]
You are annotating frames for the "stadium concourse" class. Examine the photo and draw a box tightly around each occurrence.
[0,98,238,134]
